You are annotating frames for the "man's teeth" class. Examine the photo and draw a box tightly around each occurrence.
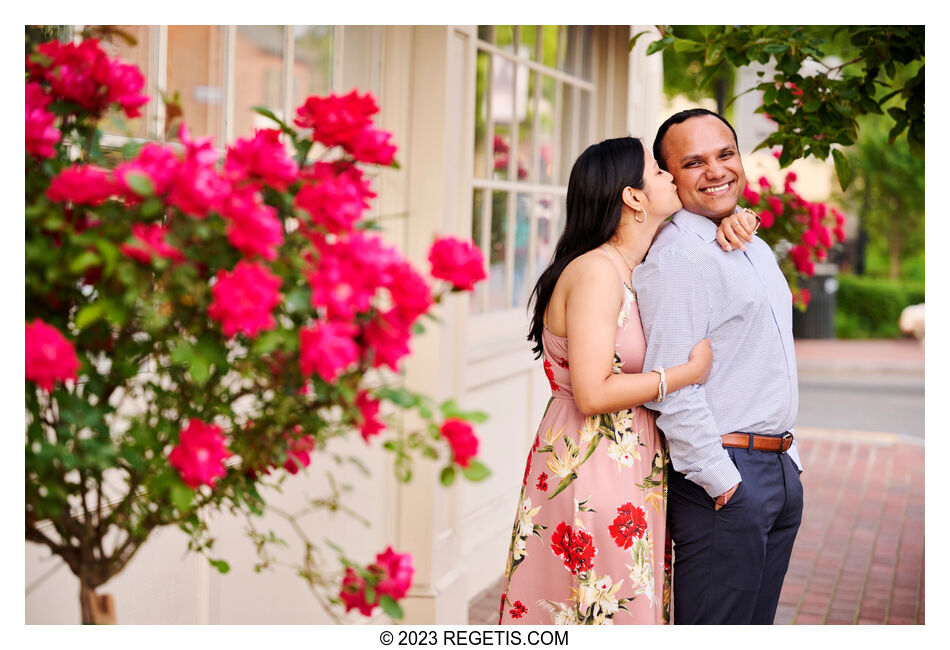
[701,182,731,193]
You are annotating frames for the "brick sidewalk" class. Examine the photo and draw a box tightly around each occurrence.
[469,428,925,625]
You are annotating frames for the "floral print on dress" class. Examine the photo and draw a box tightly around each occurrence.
[500,273,670,625]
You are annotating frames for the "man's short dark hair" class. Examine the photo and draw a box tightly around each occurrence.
[653,108,739,170]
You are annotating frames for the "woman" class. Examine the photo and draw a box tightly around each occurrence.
[498,137,757,625]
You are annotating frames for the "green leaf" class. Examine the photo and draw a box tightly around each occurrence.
[461,460,491,482]
[324,538,345,556]
[832,149,852,191]
[252,106,295,135]
[74,301,108,330]
[69,250,101,274]
[170,483,193,512]
[190,355,211,385]
[763,42,788,55]
[628,30,651,51]
[124,171,154,198]
[208,558,230,574]
[364,585,376,604]
[379,594,404,620]
[285,286,311,314]
[439,399,459,418]
[440,465,457,487]
[251,330,284,356]
[140,197,163,218]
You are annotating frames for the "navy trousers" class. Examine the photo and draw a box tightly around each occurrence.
[668,444,804,624]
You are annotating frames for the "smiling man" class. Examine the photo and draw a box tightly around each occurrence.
[632,109,804,624]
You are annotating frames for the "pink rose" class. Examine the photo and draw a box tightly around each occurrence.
[801,229,818,248]
[817,225,833,248]
[46,164,115,206]
[167,124,230,218]
[373,547,414,600]
[355,390,385,443]
[344,125,397,166]
[168,419,230,489]
[766,195,784,217]
[833,209,846,227]
[742,184,760,206]
[758,209,775,229]
[339,568,376,616]
[299,320,360,383]
[208,261,283,339]
[115,143,180,201]
[295,164,372,234]
[439,417,479,468]
[219,185,284,260]
[120,223,185,265]
[282,431,315,475]
[834,226,846,243]
[757,176,771,189]
[25,319,80,391]
[25,82,60,159]
[294,90,379,147]
[105,59,148,118]
[225,128,298,191]
[362,310,412,372]
[427,236,487,291]
[386,260,433,324]
[789,244,812,275]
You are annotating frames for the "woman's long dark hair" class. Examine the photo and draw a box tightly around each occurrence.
[527,137,646,358]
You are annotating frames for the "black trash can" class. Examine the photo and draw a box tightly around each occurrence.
[792,263,838,339]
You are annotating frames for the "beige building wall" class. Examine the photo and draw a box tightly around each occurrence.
[25,24,664,625]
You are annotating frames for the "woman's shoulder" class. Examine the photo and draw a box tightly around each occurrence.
[561,249,625,294]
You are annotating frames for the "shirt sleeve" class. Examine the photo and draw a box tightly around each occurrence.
[636,247,742,498]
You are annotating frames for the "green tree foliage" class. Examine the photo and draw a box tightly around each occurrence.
[843,115,925,280]
[634,26,924,190]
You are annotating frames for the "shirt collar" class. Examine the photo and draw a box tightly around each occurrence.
[672,208,729,244]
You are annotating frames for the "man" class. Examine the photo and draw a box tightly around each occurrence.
[632,108,804,624]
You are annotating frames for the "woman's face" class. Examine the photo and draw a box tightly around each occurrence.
[638,147,682,220]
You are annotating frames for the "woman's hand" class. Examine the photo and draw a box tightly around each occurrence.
[716,208,759,252]
[688,338,713,385]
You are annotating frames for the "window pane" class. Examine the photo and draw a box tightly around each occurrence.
[540,25,559,69]
[491,55,515,181]
[474,50,490,178]
[564,26,592,80]
[538,75,557,184]
[470,189,486,314]
[535,194,563,285]
[99,26,155,139]
[515,70,534,182]
[233,26,285,139]
[495,25,515,53]
[519,26,538,61]
[167,26,225,143]
[293,25,334,107]
[488,191,509,311]
[477,25,492,42]
[512,193,532,308]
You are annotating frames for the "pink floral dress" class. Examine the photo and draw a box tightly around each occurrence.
[499,282,671,625]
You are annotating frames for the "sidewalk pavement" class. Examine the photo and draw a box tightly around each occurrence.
[468,339,926,625]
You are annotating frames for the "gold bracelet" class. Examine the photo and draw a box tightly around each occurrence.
[651,367,667,403]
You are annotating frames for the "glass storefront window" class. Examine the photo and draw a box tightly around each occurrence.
[233,26,285,138]
[167,26,226,143]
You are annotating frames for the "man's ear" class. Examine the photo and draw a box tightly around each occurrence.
[622,186,646,212]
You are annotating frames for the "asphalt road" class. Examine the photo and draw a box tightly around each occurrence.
[796,369,925,439]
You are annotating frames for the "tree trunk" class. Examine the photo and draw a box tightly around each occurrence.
[79,585,116,624]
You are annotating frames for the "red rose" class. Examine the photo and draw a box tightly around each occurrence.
[168,419,230,489]
[439,417,480,468]
[355,390,386,443]
[25,319,80,391]
[758,209,775,230]
[427,236,487,292]
[208,261,282,339]
[608,502,648,550]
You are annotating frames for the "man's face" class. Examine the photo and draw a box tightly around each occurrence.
[660,114,746,221]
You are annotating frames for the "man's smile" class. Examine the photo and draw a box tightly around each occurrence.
[699,180,734,196]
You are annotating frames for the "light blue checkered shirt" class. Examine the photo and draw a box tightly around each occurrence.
[633,209,803,498]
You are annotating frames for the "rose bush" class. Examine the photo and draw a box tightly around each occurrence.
[741,165,847,308]
[25,36,488,623]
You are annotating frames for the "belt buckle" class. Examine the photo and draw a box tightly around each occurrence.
[779,431,793,453]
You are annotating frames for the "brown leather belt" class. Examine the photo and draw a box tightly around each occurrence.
[721,432,794,453]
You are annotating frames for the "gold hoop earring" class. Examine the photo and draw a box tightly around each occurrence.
[634,209,645,224]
